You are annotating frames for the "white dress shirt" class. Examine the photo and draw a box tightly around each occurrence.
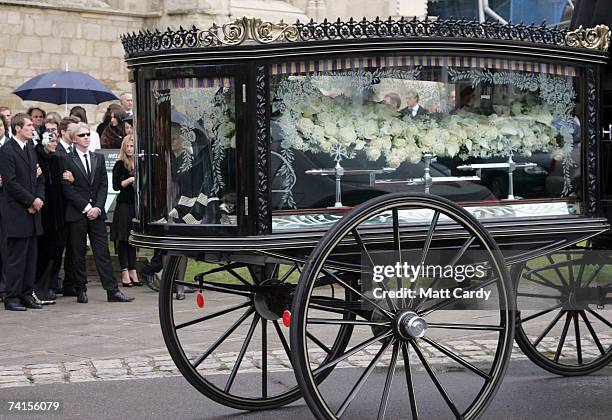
[60,138,73,154]
[76,148,94,213]
[14,137,27,150]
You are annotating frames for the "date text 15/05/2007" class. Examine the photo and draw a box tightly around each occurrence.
[372,287,492,301]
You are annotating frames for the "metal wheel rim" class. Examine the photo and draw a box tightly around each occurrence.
[291,193,515,419]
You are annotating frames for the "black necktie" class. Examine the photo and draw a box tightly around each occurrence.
[68,145,73,154]
[84,153,91,178]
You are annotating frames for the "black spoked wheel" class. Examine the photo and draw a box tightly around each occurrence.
[515,249,612,376]
[291,193,515,419]
[159,257,304,411]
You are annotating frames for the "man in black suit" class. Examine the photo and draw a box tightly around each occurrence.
[60,122,133,303]
[0,113,9,303]
[401,90,428,118]
[51,117,80,298]
[0,113,45,311]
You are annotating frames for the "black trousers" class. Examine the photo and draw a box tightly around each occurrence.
[68,215,118,292]
[0,217,6,295]
[52,229,74,291]
[141,249,163,275]
[117,241,136,270]
[4,236,37,300]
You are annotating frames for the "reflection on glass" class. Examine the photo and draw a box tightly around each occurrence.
[150,78,236,225]
[270,56,581,218]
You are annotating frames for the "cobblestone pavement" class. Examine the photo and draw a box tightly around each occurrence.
[1,336,609,389]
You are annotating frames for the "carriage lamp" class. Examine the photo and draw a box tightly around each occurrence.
[457,155,537,200]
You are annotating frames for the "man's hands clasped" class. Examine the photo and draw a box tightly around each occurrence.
[28,197,44,214]
[87,207,102,220]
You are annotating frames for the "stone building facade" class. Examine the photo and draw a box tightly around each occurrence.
[0,0,426,124]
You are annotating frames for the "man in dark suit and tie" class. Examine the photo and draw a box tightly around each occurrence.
[0,113,45,311]
[50,117,80,298]
[401,90,428,118]
[60,122,133,303]
[0,113,9,303]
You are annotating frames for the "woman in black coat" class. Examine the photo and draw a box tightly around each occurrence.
[111,135,141,286]
[35,131,73,302]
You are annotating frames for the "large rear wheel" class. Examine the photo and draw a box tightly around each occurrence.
[515,249,612,376]
[291,193,515,419]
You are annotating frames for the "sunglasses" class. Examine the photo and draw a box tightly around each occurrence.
[77,132,91,138]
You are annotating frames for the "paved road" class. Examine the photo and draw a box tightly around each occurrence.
[0,360,610,419]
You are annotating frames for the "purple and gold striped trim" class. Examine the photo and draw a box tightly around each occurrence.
[151,77,234,90]
[269,56,576,77]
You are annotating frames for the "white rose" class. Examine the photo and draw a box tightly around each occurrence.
[366,147,381,161]
[323,121,338,138]
[338,126,356,144]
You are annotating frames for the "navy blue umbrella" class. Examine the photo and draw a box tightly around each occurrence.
[13,71,118,106]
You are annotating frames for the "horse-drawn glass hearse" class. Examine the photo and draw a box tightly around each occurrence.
[121,16,611,419]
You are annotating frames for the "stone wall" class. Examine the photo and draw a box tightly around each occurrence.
[0,1,153,126]
[0,0,427,126]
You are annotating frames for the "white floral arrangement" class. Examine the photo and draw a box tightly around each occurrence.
[276,93,566,168]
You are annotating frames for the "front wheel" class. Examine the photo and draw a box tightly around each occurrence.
[291,193,515,419]
[159,257,303,411]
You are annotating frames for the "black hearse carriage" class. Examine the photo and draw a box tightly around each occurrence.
[121,17,611,419]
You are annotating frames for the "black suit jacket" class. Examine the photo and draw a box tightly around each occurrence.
[401,105,429,118]
[55,142,71,158]
[0,138,44,238]
[61,150,108,222]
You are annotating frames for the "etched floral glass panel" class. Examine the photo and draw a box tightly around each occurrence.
[269,56,582,229]
[149,77,237,225]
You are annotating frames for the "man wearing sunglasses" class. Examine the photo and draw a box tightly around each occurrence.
[60,122,134,303]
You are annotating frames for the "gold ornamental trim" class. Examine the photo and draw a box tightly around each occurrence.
[565,24,610,52]
[199,17,299,46]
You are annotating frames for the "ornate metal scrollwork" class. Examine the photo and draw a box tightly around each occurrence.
[586,66,599,216]
[565,25,610,52]
[120,17,609,57]
[199,16,299,47]
[256,66,272,234]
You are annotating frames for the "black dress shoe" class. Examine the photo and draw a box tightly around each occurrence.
[107,290,135,302]
[22,295,43,309]
[77,291,88,303]
[4,298,26,311]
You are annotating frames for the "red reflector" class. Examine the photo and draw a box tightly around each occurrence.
[196,292,205,308]
[282,310,291,328]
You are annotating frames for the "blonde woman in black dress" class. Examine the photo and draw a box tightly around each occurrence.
[111,135,142,286]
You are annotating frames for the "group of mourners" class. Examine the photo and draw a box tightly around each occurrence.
[0,93,145,311]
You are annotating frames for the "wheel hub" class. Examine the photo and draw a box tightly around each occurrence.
[394,311,428,339]
[253,280,292,320]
